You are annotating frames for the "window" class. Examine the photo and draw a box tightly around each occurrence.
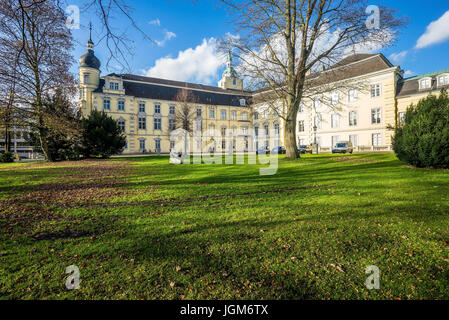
[139,103,146,113]
[118,100,125,111]
[239,99,246,106]
[233,79,237,85]
[154,104,161,114]
[370,84,381,98]
[254,112,259,120]
[220,110,227,120]
[420,78,431,90]
[349,135,358,147]
[314,114,322,129]
[348,89,358,102]
[299,104,304,113]
[399,112,406,124]
[241,112,248,121]
[222,139,226,149]
[371,108,381,124]
[274,123,280,135]
[103,99,111,110]
[242,127,248,135]
[169,105,175,115]
[331,114,340,128]
[298,120,305,132]
[139,139,146,150]
[169,119,176,130]
[372,133,382,147]
[221,127,226,136]
[231,111,237,120]
[332,136,340,147]
[314,97,321,109]
[170,140,175,150]
[138,117,146,130]
[331,92,339,105]
[196,107,202,117]
[117,119,126,132]
[83,73,90,84]
[209,108,215,118]
[109,82,119,90]
[254,126,259,136]
[349,111,358,126]
[438,74,449,86]
[155,139,161,151]
[154,118,161,130]
[231,126,237,135]
[124,140,128,149]
[264,124,269,136]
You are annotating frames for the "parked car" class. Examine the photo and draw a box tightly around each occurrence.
[271,146,286,154]
[332,141,354,154]
[298,145,312,154]
[256,146,269,155]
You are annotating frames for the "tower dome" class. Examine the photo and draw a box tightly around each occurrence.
[79,24,101,70]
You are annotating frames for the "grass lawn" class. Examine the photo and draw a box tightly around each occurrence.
[0,153,448,300]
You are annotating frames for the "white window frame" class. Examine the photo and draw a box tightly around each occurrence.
[371,108,382,125]
[331,92,339,105]
[349,111,358,126]
[370,84,381,98]
[348,89,358,102]
[331,114,340,128]
[419,77,432,90]
[438,74,449,87]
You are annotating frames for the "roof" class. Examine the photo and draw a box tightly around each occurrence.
[117,74,251,95]
[396,69,449,97]
[94,75,252,107]
[253,53,395,98]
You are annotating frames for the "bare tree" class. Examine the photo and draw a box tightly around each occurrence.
[220,0,405,158]
[173,88,199,134]
[0,0,75,161]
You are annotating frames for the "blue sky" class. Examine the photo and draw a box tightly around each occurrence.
[71,0,449,85]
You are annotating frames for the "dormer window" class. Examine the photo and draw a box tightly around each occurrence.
[239,99,246,106]
[438,74,449,87]
[109,81,119,90]
[419,78,431,90]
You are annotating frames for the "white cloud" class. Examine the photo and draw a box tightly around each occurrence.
[416,10,449,49]
[155,30,177,47]
[143,38,225,84]
[389,50,408,64]
[404,70,415,77]
[149,18,161,26]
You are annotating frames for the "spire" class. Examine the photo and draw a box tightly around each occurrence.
[222,49,237,78]
[87,22,94,51]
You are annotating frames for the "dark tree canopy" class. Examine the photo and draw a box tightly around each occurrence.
[81,110,126,158]
[393,90,449,169]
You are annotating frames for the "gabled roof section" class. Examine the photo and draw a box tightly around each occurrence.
[253,53,395,97]
[396,68,449,97]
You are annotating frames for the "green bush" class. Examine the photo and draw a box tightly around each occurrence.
[0,151,14,163]
[393,89,449,168]
[81,110,126,158]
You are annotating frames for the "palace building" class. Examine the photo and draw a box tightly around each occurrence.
[78,35,449,155]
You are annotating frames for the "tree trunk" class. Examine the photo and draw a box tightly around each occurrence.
[38,127,53,161]
[284,96,300,159]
